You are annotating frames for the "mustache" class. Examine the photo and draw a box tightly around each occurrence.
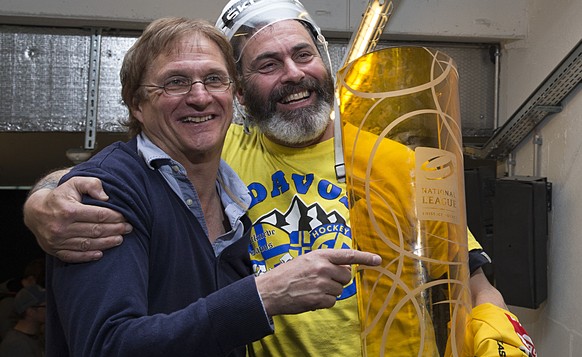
[241,72,334,125]
[269,77,324,104]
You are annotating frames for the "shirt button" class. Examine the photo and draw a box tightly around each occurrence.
[186,198,193,206]
[172,165,180,173]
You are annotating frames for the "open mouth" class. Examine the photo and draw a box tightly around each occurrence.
[181,115,213,123]
[280,90,310,104]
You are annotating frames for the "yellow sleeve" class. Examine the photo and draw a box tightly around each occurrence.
[465,303,536,357]
[468,228,482,251]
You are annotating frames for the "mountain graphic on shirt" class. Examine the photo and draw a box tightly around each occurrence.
[254,195,347,235]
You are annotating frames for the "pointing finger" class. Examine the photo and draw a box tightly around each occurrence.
[322,249,382,266]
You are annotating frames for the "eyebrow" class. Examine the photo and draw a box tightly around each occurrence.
[159,67,229,79]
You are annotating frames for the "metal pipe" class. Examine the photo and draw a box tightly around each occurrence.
[533,134,543,177]
[507,152,516,177]
[493,45,501,129]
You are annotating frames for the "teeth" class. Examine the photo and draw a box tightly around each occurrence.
[182,115,212,123]
[282,90,309,104]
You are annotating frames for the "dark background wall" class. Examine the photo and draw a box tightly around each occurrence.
[0,189,44,284]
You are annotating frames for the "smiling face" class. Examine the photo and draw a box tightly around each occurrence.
[132,34,234,164]
[238,20,334,147]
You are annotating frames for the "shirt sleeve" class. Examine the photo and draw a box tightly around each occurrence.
[468,250,492,274]
[467,228,492,274]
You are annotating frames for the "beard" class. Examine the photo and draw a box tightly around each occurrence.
[241,73,335,146]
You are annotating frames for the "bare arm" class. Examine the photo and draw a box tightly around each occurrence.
[468,268,535,355]
[255,249,381,316]
[469,267,507,309]
[23,169,132,263]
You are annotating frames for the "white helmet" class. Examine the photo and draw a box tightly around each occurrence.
[216,0,343,181]
[216,0,328,63]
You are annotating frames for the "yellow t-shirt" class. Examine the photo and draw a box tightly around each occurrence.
[222,124,481,357]
[224,124,360,356]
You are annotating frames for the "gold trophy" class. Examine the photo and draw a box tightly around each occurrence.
[337,46,472,356]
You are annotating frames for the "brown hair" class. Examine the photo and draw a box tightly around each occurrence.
[120,17,238,137]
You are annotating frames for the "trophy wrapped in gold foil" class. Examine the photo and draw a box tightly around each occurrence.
[337,46,472,356]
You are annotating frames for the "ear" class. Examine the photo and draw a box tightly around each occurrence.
[131,98,146,124]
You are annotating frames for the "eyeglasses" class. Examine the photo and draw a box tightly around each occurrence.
[140,75,233,96]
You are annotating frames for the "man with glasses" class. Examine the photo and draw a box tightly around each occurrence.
[23,1,535,356]
[35,17,380,357]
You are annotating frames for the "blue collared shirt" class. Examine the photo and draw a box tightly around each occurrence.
[136,133,251,256]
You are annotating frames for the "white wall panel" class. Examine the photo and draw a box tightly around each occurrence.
[349,0,527,41]
[0,0,527,40]
[303,0,349,32]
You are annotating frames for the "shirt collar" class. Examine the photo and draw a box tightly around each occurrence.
[137,133,171,170]
[136,132,251,210]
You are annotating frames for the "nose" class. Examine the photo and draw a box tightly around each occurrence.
[184,82,213,107]
[280,59,305,83]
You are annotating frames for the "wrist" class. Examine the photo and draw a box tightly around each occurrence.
[26,168,70,198]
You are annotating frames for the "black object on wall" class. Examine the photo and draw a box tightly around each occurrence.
[493,176,550,309]
[464,159,497,282]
